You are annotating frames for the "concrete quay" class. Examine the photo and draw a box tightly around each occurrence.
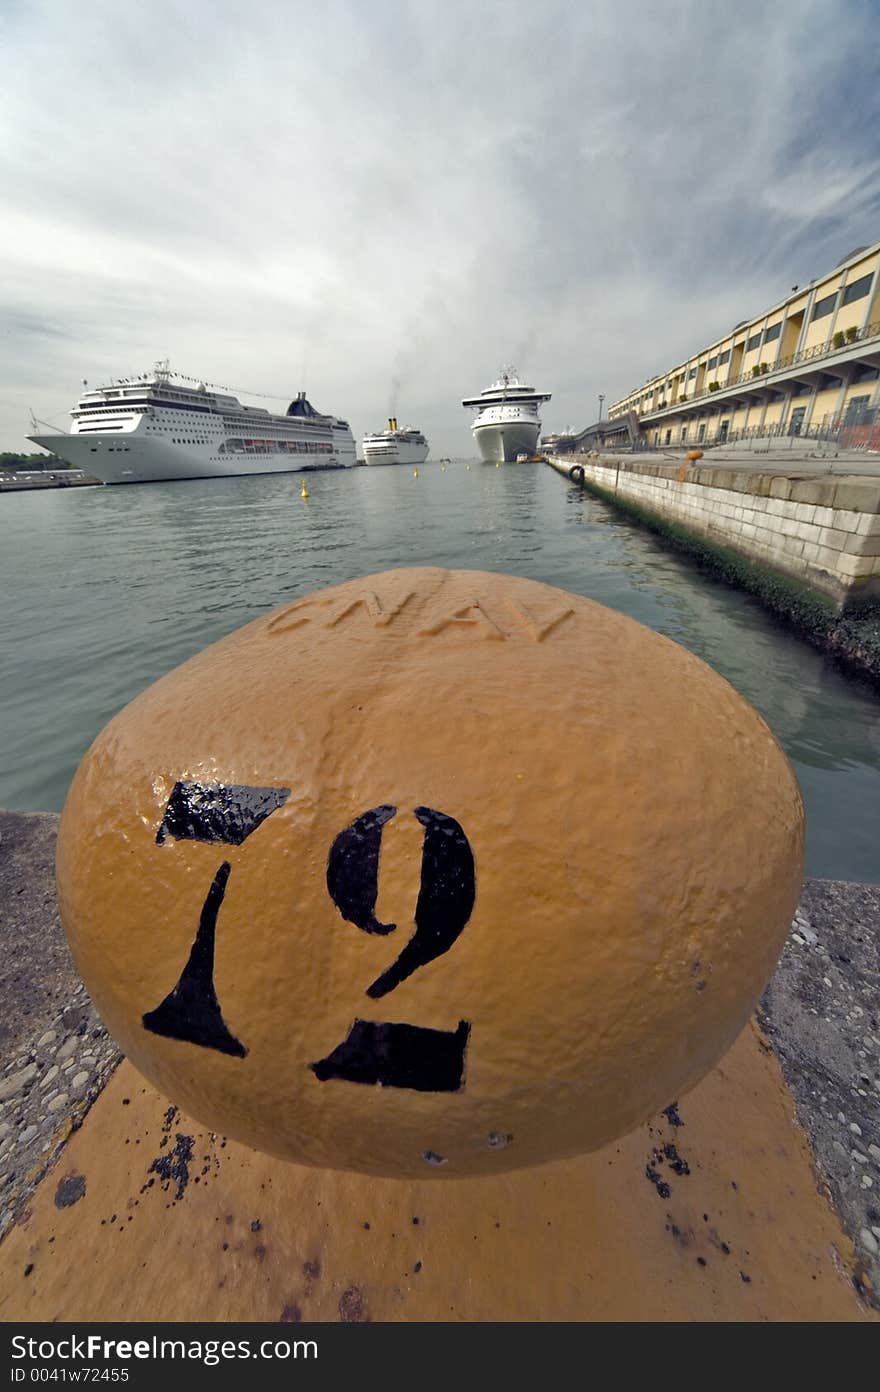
[550,450,880,686]
[550,450,880,608]
[0,809,878,1320]
[618,442,880,477]
[0,470,98,492]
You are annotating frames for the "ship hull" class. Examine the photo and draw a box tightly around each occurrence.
[472,419,541,463]
[362,439,429,466]
[27,433,356,485]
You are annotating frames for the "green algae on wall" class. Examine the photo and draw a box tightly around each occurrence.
[573,473,880,690]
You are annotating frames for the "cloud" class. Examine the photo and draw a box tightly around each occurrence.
[0,0,877,452]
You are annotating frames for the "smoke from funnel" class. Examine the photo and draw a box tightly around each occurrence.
[512,331,537,374]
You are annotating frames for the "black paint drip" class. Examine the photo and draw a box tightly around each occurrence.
[326,804,398,935]
[311,1019,470,1092]
[142,861,246,1057]
[156,781,290,846]
[366,806,475,999]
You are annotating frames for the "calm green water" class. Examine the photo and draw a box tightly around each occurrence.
[1,462,878,880]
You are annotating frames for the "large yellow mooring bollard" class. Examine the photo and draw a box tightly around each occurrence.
[56,568,803,1179]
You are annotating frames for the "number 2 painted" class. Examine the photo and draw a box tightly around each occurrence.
[143,783,475,1092]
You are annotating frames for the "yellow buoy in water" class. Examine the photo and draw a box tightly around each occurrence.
[55,567,802,1179]
[413,468,419,478]
[300,481,309,500]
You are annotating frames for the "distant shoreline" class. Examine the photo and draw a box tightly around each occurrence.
[0,469,100,492]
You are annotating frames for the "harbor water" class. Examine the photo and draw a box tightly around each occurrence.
[1,461,878,881]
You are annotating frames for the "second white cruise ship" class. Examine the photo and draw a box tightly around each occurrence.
[361,418,429,466]
[28,362,357,484]
[462,368,551,462]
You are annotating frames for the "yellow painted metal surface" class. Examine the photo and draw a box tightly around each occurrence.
[0,1025,872,1322]
[56,568,803,1178]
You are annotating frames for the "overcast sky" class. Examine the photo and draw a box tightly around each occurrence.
[1,0,878,455]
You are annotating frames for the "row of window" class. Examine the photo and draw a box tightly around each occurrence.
[79,398,213,416]
[744,321,783,351]
[811,292,837,321]
[218,440,333,455]
[811,272,874,321]
[78,402,345,440]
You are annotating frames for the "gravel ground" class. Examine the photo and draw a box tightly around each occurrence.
[0,812,119,1238]
[759,879,880,1303]
[1,810,878,1304]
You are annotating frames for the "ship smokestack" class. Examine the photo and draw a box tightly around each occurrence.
[388,417,394,432]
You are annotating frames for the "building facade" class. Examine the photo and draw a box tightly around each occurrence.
[608,241,880,450]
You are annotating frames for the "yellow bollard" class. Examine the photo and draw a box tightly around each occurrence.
[56,569,803,1180]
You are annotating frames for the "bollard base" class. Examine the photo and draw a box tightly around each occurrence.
[0,1023,873,1322]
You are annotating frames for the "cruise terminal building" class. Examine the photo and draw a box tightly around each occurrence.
[608,240,880,450]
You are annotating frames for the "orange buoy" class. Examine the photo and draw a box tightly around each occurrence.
[56,569,803,1178]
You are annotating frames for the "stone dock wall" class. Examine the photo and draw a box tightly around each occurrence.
[549,455,880,610]
[0,472,97,492]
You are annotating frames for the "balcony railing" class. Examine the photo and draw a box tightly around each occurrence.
[613,320,880,420]
[624,410,879,454]
[695,420,847,450]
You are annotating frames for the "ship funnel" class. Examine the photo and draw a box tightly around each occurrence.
[388,417,394,432]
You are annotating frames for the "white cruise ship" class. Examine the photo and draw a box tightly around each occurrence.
[462,368,551,462]
[28,362,357,485]
[361,417,429,466]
